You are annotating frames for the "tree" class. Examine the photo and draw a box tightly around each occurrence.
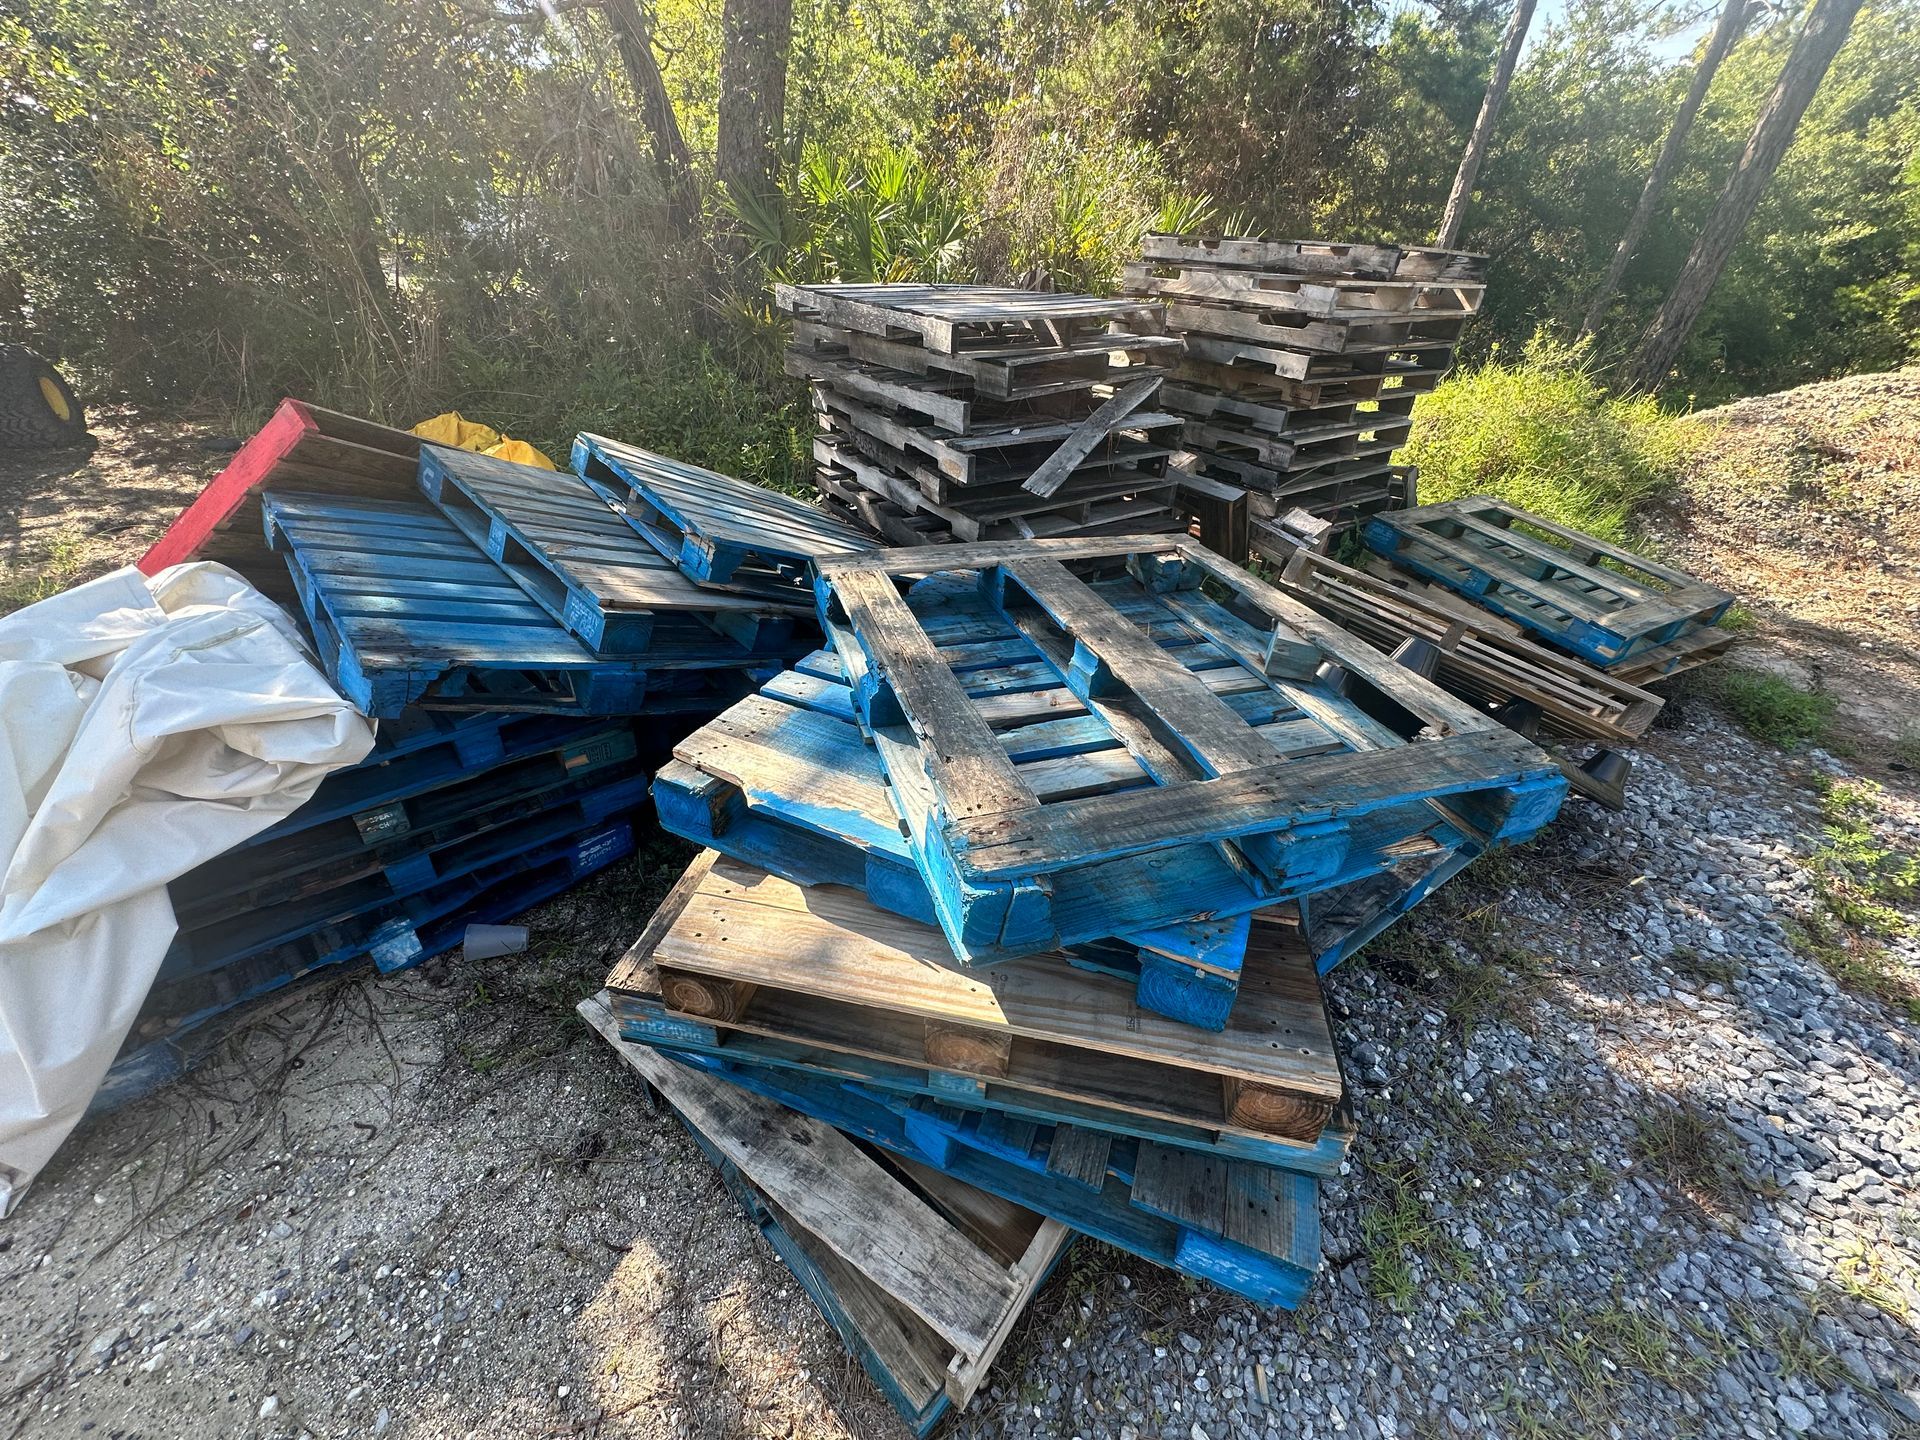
[716,0,794,210]
[1580,0,1751,337]
[599,0,700,229]
[1623,0,1867,391]
[1435,0,1538,249]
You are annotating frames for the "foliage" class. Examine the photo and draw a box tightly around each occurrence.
[1711,669,1837,748]
[1399,336,1695,541]
[2,0,1916,436]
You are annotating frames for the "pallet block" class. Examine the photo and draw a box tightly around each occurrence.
[581,994,1069,1432]
[812,536,1565,961]
[417,445,803,652]
[572,432,874,600]
[139,399,423,574]
[261,491,769,717]
[1365,496,1734,667]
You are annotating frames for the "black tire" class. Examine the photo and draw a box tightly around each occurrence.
[0,344,88,450]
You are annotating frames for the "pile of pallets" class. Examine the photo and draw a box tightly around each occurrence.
[105,405,878,1105]
[1123,235,1488,534]
[587,532,1570,1428]
[778,282,1197,544]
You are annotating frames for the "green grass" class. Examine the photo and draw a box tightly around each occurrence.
[1790,779,1920,1020]
[1628,1096,1752,1212]
[1358,1158,1474,1311]
[1400,335,1694,544]
[1710,669,1837,749]
[0,531,87,616]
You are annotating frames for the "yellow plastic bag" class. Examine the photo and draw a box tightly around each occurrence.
[411,412,500,452]
[483,437,558,471]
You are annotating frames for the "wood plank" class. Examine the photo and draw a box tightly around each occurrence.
[1022,377,1162,498]
[578,994,1019,1357]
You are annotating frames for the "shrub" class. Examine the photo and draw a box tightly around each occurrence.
[1712,669,1837,749]
[1400,335,1695,542]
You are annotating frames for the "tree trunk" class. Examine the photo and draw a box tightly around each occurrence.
[600,0,699,230]
[1434,0,1538,251]
[715,0,792,207]
[1580,0,1750,337]
[1623,0,1866,392]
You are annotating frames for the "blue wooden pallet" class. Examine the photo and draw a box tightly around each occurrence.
[1364,497,1733,667]
[810,537,1566,962]
[657,644,1494,981]
[160,770,648,982]
[417,445,806,653]
[662,1048,1321,1308]
[106,819,639,1114]
[573,432,876,601]
[171,737,645,927]
[261,491,775,717]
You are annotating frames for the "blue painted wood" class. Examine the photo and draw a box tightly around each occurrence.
[160,771,648,981]
[261,491,774,718]
[417,445,806,655]
[812,542,1567,963]
[573,432,875,600]
[110,819,638,1111]
[663,1049,1320,1308]
[1363,501,1732,667]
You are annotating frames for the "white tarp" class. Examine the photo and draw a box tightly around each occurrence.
[0,562,375,1216]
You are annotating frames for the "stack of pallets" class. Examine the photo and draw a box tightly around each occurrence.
[777,283,1196,544]
[1122,235,1487,534]
[109,408,879,1105]
[1362,496,1736,682]
[585,532,1569,1430]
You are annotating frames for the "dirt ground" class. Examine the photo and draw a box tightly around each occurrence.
[0,381,1915,1440]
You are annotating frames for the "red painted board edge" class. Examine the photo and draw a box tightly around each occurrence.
[137,398,322,574]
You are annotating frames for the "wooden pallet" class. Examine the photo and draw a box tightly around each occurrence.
[609,851,1343,1144]
[172,724,642,926]
[1124,264,1484,319]
[656,1044,1325,1309]
[1162,302,1468,358]
[581,993,1068,1431]
[1140,234,1487,284]
[417,445,802,652]
[813,536,1562,957]
[789,318,1180,402]
[262,491,767,717]
[775,282,1163,354]
[1608,626,1737,684]
[139,399,423,574]
[1268,547,1666,743]
[572,432,875,599]
[1365,496,1735,667]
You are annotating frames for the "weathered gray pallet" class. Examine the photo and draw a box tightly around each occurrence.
[1139,234,1488,284]
[1267,546,1666,743]
[776,282,1163,355]
[1123,264,1485,319]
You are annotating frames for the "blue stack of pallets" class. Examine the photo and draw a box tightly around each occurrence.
[587,528,1570,1429]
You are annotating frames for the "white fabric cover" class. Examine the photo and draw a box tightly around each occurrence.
[0,563,374,1215]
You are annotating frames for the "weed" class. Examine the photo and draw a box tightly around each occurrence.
[1729,1301,1850,1389]
[1359,1159,1473,1311]
[1401,334,1694,542]
[0,531,87,616]
[1892,730,1920,771]
[1628,1097,1751,1213]
[1716,604,1759,634]
[1711,669,1836,749]
[1664,944,1744,988]
[1789,779,1920,1019]
[1833,1240,1913,1320]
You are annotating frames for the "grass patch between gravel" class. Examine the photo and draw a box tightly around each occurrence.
[1627,1097,1753,1213]
[1358,1158,1473,1311]
[1790,778,1920,1021]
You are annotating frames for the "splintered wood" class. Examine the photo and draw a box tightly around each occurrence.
[778,283,1195,544]
[1123,234,1489,538]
